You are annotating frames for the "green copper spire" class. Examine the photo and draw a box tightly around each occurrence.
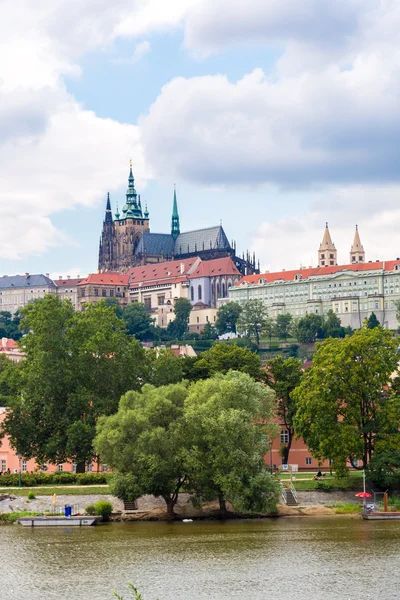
[122,160,143,219]
[171,184,180,240]
[115,202,120,220]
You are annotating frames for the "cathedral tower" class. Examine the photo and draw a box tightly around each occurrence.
[171,185,180,240]
[350,225,365,263]
[318,222,337,266]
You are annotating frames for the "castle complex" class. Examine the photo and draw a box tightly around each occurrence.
[231,223,400,329]
[98,163,258,276]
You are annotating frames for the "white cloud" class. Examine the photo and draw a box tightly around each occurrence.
[132,40,151,63]
[252,186,400,272]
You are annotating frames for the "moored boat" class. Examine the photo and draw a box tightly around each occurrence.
[362,512,400,520]
[18,515,102,527]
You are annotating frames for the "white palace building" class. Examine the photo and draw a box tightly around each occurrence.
[230,224,400,330]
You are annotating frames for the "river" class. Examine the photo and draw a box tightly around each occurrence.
[1,518,399,600]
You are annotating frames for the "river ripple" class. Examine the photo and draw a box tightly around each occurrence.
[1,518,399,600]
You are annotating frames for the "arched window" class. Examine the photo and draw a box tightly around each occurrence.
[190,286,194,301]
[222,283,226,298]
[198,285,202,301]
[216,282,220,297]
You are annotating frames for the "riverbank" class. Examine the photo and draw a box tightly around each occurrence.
[0,490,363,522]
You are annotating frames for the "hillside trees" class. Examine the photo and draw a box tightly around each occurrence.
[215,301,242,335]
[236,299,268,344]
[293,326,400,475]
[1,296,148,471]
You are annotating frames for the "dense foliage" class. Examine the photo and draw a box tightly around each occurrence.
[293,326,400,475]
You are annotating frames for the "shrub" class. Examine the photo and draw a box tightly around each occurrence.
[0,471,111,487]
[84,504,96,516]
[315,481,334,492]
[94,500,113,520]
[109,474,141,502]
[27,492,36,500]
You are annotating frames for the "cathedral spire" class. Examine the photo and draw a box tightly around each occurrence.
[350,224,365,264]
[104,192,113,224]
[318,222,337,266]
[171,184,180,240]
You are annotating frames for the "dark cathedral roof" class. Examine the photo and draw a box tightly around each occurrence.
[134,226,231,258]
[135,233,175,257]
[174,226,231,255]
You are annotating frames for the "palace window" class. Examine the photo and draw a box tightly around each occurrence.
[102,464,108,473]
[22,460,27,473]
[1,459,6,472]
[102,289,107,297]
[144,297,152,310]
[198,285,202,300]
[110,289,114,297]
[305,458,312,465]
[87,463,93,473]
[158,296,165,306]
[94,288,99,297]
[72,463,77,473]
[190,286,194,301]
[58,464,63,472]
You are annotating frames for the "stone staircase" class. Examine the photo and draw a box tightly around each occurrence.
[285,488,298,506]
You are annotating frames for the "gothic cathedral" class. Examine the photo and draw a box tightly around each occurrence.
[98,163,259,276]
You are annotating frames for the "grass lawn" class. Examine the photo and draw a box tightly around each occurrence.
[279,470,364,491]
[0,485,111,496]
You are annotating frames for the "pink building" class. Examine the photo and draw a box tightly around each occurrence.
[0,338,24,362]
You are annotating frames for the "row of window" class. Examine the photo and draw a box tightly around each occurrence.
[0,460,108,473]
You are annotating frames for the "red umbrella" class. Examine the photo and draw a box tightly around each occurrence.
[355,492,372,498]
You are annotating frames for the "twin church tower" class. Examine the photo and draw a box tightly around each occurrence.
[318,223,365,267]
[98,163,258,275]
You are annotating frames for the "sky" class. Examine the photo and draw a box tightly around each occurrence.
[2,0,400,278]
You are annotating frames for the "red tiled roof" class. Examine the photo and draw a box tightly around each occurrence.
[127,258,199,287]
[55,278,84,287]
[77,273,129,286]
[237,260,400,286]
[0,338,20,350]
[187,257,240,278]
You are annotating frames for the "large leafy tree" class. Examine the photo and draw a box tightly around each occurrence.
[184,371,279,515]
[95,382,190,516]
[236,299,268,345]
[1,296,148,471]
[323,309,347,338]
[122,302,155,340]
[274,313,293,341]
[294,313,323,343]
[0,310,23,341]
[194,342,263,380]
[293,326,400,475]
[367,312,380,329]
[215,301,242,335]
[265,356,303,465]
[0,354,22,407]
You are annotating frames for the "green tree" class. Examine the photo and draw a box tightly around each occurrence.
[367,311,380,329]
[263,317,275,344]
[194,342,263,380]
[103,297,123,318]
[215,301,242,335]
[0,310,23,340]
[1,296,148,471]
[236,299,268,345]
[167,298,192,339]
[199,321,218,340]
[265,356,303,465]
[95,382,190,516]
[0,353,22,407]
[293,326,400,475]
[294,313,323,343]
[122,302,155,341]
[366,448,400,489]
[323,309,346,338]
[149,349,184,387]
[184,371,280,515]
[274,313,293,341]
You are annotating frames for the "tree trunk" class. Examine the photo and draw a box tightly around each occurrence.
[164,497,177,518]
[218,493,228,518]
[76,461,86,474]
[285,428,294,465]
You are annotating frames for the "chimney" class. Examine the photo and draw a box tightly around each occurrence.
[67,276,70,280]
[2,337,7,348]
[180,262,185,274]
[25,273,29,278]
[45,273,49,278]
[59,276,62,280]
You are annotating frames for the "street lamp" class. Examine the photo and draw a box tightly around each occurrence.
[17,452,22,487]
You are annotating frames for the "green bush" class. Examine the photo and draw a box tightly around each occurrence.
[27,491,36,500]
[84,504,96,516]
[315,481,334,492]
[94,500,113,520]
[109,474,141,502]
[0,472,111,487]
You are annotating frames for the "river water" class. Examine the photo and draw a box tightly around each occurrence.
[1,518,399,600]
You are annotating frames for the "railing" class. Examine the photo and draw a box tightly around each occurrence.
[49,504,81,516]
[280,482,287,504]
[290,482,298,504]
